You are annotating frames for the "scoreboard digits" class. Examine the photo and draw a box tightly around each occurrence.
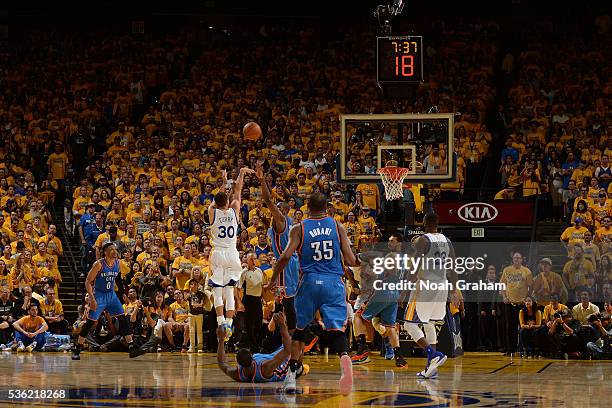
[377,36,424,83]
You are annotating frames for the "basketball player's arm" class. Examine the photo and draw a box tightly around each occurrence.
[207,202,216,225]
[230,167,255,209]
[337,222,358,267]
[269,225,301,287]
[261,312,291,376]
[407,235,428,284]
[257,165,285,233]
[85,261,102,310]
[216,326,240,381]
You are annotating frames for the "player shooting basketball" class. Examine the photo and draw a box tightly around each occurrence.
[208,167,254,341]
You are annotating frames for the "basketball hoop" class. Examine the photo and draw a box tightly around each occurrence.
[378,161,424,200]
[378,166,410,200]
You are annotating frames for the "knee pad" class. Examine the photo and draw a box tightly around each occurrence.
[329,330,348,355]
[403,322,425,343]
[223,285,235,311]
[213,287,224,309]
[118,314,131,337]
[423,322,437,345]
[292,328,306,342]
[79,319,95,338]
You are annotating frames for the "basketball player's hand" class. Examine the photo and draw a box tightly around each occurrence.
[273,312,286,328]
[255,163,264,180]
[216,326,226,339]
[264,280,277,292]
[90,298,98,311]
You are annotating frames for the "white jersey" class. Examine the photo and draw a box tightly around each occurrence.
[405,232,452,323]
[421,232,451,283]
[211,208,239,249]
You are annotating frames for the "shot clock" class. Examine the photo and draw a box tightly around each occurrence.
[377,35,424,83]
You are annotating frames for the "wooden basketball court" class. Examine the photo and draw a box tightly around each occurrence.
[1,352,608,407]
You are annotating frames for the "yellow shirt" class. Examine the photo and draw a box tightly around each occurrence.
[356,184,379,210]
[357,215,377,235]
[40,298,64,317]
[500,265,533,304]
[47,152,69,180]
[170,300,189,323]
[562,258,594,290]
[560,226,589,246]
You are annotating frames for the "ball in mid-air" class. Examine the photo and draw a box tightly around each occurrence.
[243,122,262,141]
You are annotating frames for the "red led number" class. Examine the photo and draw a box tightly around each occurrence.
[394,55,414,77]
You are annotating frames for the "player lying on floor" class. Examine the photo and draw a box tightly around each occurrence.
[217,312,308,383]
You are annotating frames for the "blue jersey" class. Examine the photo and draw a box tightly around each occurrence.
[268,216,299,297]
[94,258,120,293]
[237,346,289,383]
[299,217,344,276]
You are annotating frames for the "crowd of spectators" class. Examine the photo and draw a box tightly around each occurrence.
[0,15,610,359]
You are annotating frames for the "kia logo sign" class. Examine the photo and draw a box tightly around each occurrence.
[457,202,498,224]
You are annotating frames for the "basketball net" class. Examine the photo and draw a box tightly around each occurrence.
[378,161,423,200]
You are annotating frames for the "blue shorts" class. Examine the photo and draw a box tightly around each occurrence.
[295,274,347,331]
[282,257,300,298]
[362,300,398,326]
[88,291,124,321]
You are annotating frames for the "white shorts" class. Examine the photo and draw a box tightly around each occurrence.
[209,247,242,287]
[405,288,447,323]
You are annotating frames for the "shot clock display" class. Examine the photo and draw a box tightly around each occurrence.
[377,35,424,83]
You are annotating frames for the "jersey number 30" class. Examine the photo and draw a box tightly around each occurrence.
[311,240,334,261]
[217,225,235,239]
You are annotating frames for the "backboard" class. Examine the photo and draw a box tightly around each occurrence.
[338,113,456,184]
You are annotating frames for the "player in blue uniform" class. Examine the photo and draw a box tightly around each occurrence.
[72,242,135,360]
[270,192,359,395]
[217,312,303,383]
[256,165,299,331]
[355,233,408,368]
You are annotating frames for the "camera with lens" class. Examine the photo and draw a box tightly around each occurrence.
[141,297,152,308]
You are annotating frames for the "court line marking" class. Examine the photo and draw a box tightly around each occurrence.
[537,362,553,373]
[488,362,513,374]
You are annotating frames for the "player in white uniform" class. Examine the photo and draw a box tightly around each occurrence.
[403,212,459,379]
[208,167,253,340]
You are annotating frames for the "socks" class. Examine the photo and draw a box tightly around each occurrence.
[216,316,225,325]
[425,345,434,357]
[289,359,300,373]
[357,334,366,345]
[393,347,402,358]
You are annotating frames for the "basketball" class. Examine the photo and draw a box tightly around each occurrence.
[243,122,262,141]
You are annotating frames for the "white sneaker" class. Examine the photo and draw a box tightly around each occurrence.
[0,344,7,351]
[416,369,439,379]
[283,369,297,393]
[16,342,25,352]
[26,341,36,352]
